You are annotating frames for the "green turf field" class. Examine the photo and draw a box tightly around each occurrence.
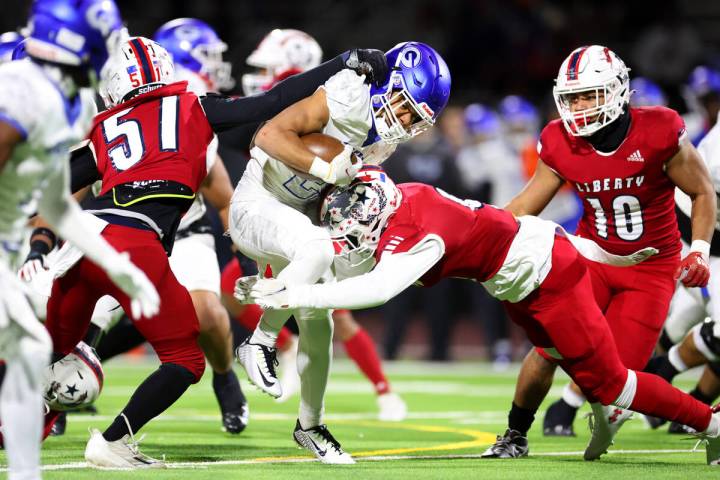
[0,358,715,479]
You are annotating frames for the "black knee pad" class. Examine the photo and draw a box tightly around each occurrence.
[699,321,720,358]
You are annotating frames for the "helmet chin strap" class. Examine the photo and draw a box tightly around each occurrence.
[585,106,631,153]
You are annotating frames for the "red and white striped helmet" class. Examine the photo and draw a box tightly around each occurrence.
[553,45,630,137]
[100,36,174,107]
[242,29,322,96]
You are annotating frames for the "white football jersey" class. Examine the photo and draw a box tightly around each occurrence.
[675,112,720,228]
[235,69,394,211]
[0,60,96,263]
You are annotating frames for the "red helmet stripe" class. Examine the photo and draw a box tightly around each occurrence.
[129,38,155,84]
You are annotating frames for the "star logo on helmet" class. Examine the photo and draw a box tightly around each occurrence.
[65,384,79,396]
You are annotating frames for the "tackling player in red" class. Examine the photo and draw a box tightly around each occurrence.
[483,45,716,459]
[239,166,720,466]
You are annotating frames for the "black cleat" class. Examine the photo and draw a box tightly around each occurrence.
[49,411,67,436]
[543,399,577,437]
[481,429,529,458]
[643,415,667,430]
[668,421,696,435]
[213,369,249,434]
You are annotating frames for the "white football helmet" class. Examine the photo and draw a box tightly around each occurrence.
[242,29,322,96]
[320,167,402,269]
[100,36,174,108]
[43,342,104,411]
[553,45,630,137]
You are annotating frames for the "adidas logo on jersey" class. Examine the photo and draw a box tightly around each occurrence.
[626,150,644,162]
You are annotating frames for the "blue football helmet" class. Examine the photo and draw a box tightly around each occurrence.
[464,103,501,137]
[153,18,234,91]
[24,0,124,75]
[630,77,667,107]
[12,39,28,61]
[688,66,720,98]
[0,32,23,64]
[370,42,451,144]
[498,95,538,130]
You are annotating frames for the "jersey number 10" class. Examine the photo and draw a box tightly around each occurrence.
[101,96,179,171]
[586,195,644,241]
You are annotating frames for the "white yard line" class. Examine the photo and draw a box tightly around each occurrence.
[3,449,701,472]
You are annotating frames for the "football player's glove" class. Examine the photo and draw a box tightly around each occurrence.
[345,49,388,88]
[676,251,710,288]
[233,275,260,304]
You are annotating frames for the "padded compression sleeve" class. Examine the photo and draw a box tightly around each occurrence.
[201,54,346,134]
[290,237,444,310]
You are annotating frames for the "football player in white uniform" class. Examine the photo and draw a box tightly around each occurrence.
[229,27,407,420]
[0,1,158,478]
[230,41,450,463]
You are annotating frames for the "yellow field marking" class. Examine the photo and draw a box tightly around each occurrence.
[250,420,496,463]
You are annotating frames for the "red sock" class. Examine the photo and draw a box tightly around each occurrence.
[343,327,390,395]
[630,371,712,432]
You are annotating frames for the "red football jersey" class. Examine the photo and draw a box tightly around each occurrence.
[374,183,519,286]
[88,81,213,195]
[539,106,685,261]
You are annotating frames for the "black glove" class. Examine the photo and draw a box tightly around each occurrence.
[344,49,388,88]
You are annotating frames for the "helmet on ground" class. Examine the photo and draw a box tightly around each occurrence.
[43,342,104,411]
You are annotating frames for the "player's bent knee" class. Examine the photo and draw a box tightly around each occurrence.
[156,343,206,382]
[693,321,720,361]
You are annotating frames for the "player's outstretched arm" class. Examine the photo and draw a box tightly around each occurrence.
[201,50,386,134]
[504,159,564,216]
[666,139,717,287]
[250,237,444,310]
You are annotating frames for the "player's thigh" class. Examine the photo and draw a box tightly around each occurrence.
[229,197,327,268]
[169,233,221,296]
[665,285,707,344]
[604,266,676,369]
[296,308,334,357]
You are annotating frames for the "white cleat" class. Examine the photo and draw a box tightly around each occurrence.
[85,428,165,469]
[584,403,633,461]
[276,336,300,403]
[377,392,407,422]
[293,420,355,464]
[235,339,282,398]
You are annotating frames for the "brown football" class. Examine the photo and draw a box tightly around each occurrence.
[300,132,359,164]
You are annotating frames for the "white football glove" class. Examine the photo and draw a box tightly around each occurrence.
[233,275,260,304]
[249,278,293,310]
[17,256,47,282]
[105,252,160,319]
[309,144,362,185]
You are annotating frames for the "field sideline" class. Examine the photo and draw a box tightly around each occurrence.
[0,359,715,479]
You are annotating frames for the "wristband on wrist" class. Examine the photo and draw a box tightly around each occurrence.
[30,227,57,249]
[309,156,332,182]
[690,239,711,258]
[28,239,51,258]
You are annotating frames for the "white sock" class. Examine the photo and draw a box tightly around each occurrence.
[613,370,637,409]
[296,308,333,430]
[250,325,279,348]
[668,345,688,372]
[706,412,720,437]
[561,383,586,408]
[250,308,291,347]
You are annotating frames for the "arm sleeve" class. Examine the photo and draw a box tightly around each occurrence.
[201,54,346,133]
[289,236,444,310]
[69,142,100,193]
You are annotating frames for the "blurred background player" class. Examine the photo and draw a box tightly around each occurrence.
[0,0,160,478]
[222,27,406,421]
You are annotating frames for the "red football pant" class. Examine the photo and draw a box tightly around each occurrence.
[585,256,678,370]
[505,236,711,432]
[45,225,205,381]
